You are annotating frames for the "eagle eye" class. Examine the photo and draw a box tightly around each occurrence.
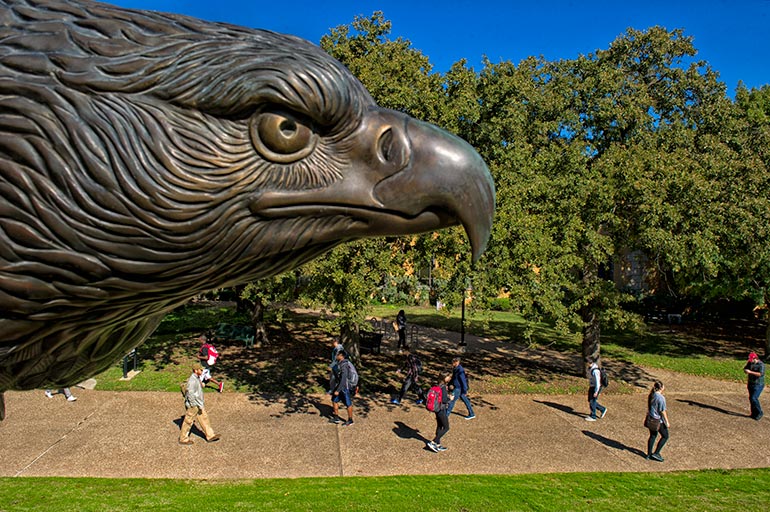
[250,110,317,163]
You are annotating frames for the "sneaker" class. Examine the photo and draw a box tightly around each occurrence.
[436,445,448,452]
[390,399,401,405]
[67,396,77,402]
[600,408,608,419]
[584,416,597,422]
[45,390,53,398]
[330,416,343,424]
[342,419,354,427]
[415,399,424,405]
[178,439,194,445]
[427,441,439,453]
[218,382,224,393]
[206,434,221,443]
[650,453,664,462]
[465,414,476,420]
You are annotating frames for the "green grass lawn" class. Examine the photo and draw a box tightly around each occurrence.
[1,470,767,511]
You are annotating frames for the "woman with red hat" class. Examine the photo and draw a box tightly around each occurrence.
[744,352,765,420]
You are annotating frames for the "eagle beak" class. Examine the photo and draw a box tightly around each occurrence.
[372,112,495,263]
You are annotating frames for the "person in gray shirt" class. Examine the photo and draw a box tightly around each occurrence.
[645,380,669,462]
[179,363,220,445]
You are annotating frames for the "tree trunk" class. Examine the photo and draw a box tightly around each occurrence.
[251,296,268,347]
[581,306,601,374]
[234,284,248,313]
[580,261,601,375]
[340,322,361,366]
[765,289,770,360]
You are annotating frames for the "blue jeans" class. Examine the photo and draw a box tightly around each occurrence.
[588,386,605,418]
[447,391,474,417]
[749,383,764,419]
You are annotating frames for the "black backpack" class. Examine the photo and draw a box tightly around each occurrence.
[600,367,609,388]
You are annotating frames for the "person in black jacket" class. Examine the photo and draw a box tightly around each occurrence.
[744,352,765,420]
[396,310,407,351]
[428,375,453,452]
[390,347,425,405]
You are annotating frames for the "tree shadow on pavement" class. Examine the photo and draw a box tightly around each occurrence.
[533,399,585,418]
[582,430,647,458]
[676,398,746,417]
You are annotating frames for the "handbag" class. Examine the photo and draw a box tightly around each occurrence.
[643,414,661,431]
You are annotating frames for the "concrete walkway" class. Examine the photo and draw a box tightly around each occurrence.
[1,369,768,479]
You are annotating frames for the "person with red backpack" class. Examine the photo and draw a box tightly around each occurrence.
[426,374,453,452]
[197,333,224,393]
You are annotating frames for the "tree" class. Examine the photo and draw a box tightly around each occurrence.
[470,27,736,371]
[705,84,770,355]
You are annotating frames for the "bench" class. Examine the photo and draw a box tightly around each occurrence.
[215,323,256,348]
[359,331,383,354]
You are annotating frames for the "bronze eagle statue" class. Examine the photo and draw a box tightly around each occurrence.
[0,0,494,417]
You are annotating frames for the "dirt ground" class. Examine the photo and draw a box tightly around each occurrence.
[1,325,768,479]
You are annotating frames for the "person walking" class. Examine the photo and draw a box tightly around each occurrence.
[584,361,607,421]
[331,351,356,426]
[44,388,77,402]
[390,347,425,405]
[644,380,670,462]
[179,363,221,445]
[395,310,407,351]
[197,333,224,393]
[744,352,765,420]
[427,375,453,452]
[447,357,475,419]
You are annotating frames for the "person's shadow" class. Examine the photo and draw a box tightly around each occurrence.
[582,430,647,458]
[309,399,335,420]
[393,421,433,451]
[676,398,745,417]
[533,399,585,418]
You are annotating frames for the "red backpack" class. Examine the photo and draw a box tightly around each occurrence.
[200,343,219,365]
[426,386,443,412]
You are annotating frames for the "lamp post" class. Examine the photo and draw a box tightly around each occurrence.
[460,280,471,347]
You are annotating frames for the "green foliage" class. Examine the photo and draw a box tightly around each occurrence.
[155,305,248,335]
[2,470,769,511]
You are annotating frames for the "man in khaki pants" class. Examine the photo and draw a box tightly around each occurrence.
[179,363,221,445]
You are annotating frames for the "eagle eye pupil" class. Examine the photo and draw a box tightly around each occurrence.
[280,119,297,136]
[250,111,317,163]
[380,129,394,162]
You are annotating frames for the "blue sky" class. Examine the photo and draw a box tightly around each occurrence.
[111,1,770,95]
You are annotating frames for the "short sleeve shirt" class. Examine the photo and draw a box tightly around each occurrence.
[648,392,666,420]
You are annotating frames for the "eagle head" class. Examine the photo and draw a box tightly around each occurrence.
[0,0,495,407]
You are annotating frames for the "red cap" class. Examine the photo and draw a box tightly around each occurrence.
[749,352,759,361]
